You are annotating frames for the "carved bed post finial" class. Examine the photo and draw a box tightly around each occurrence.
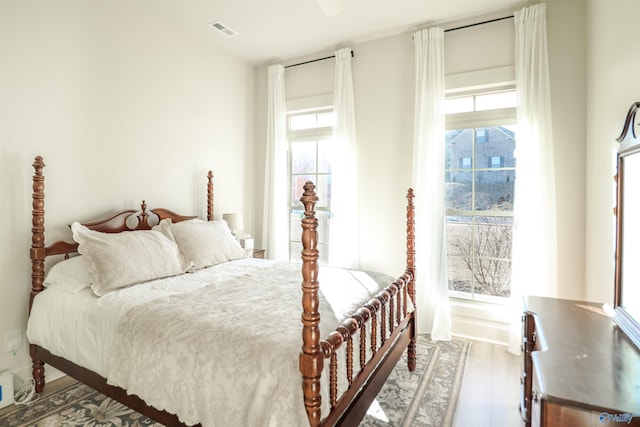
[406,188,417,371]
[139,200,149,228]
[30,156,46,392]
[207,171,214,221]
[299,181,323,426]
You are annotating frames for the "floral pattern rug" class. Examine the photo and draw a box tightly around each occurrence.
[0,335,470,427]
[360,335,471,427]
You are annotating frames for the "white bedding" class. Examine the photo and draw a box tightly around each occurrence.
[27,258,402,426]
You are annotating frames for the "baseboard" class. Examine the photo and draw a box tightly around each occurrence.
[11,364,66,389]
[450,298,511,345]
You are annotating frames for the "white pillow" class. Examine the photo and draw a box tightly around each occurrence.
[71,222,189,296]
[155,218,247,270]
[44,255,91,293]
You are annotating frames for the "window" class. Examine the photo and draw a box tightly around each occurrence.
[445,89,516,302]
[287,109,335,264]
[476,128,488,143]
[445,90,516,114]
[489,156,504,168]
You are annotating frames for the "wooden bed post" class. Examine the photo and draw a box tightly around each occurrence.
[300,181,323,427]
[406,188,417,371]
[207,171,214,221]
[30,156,46,310]
[30,156,46,392]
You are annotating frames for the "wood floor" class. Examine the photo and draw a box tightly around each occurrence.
[1,340,524,426]
[454,339,525,427]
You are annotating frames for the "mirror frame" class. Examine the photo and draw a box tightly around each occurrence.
[614,101,640,350]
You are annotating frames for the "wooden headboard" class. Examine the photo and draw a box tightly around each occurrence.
[29,155,214,311]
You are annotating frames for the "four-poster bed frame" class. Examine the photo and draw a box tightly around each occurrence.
[28,155,417,426]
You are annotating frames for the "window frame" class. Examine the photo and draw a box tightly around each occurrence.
[445,87,517,304]
[286,106,335,264]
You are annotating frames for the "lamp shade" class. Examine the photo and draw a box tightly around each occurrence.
[222,213,244,232]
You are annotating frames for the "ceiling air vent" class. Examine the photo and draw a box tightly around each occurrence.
[208,21,238,38]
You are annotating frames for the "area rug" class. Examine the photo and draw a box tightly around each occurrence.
[360,335,470,427]
[0,335,470,427]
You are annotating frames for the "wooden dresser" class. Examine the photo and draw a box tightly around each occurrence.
[521,296,640,427]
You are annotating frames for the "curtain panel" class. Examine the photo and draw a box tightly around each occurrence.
[412,27,451,341]
[262,64,289,261]
[508,3,558,354]
[329,47,360,269]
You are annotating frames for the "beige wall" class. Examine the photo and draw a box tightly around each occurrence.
[0,1,255,375]
[585,0,640,303]
[547,0,587,300]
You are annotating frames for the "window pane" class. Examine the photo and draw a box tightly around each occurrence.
[291,174,314,205]
[446,216,473,256]
[482,126,516,166]
[475,90,517,111]
[474,173,514,211]
[446,175,472,211]
[472,258,511,297]
[291,140,317,174]
[316,175,332,208]
[446,128,473,165]
[448,256,473,294]
[445,129,464,142]
[470,217,513,298]
[317,112,336,128]
[289,210,303,243]
[290,114,317,130]
[445,96,474,114]
[317,139,334,174]
[475,126,516,169]
[289,213,329,265]
[317,211,330,244]
[473,216,513,260]
[493,126,516,167]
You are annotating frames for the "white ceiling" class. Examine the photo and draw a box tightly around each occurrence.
[149,0,528,65]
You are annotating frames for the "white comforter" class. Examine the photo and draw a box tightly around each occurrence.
[27,258,397,427]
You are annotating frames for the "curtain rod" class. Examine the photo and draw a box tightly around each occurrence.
[285,15,513,68]
[285,50,354,69]
[445,15,514,32]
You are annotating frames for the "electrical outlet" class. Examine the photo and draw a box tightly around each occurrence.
[5,330,22,354]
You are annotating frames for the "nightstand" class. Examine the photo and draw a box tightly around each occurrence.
[251,249,265,259]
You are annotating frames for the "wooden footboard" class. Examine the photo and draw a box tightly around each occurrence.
[299,181,417,426]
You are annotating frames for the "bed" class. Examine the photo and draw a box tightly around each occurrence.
[27,155,417,426]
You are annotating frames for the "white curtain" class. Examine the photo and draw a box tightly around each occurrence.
[412,27,451,341]
[262,64,289,261]
[329,47,360,268]
[508,3,558,354]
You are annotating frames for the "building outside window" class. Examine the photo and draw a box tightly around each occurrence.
[444,89,516,302]
[287,109,335,264]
